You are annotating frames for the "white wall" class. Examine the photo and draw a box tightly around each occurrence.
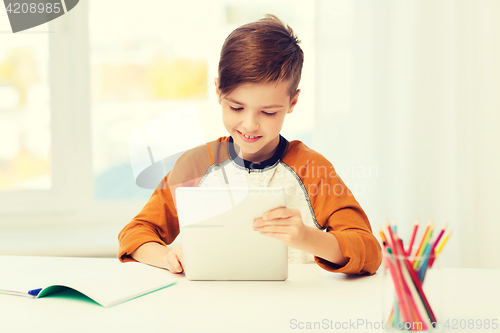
[315,0,500,268]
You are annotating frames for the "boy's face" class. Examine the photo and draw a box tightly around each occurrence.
[215,79,300,163]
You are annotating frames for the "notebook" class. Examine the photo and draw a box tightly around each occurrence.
[175,187,288,281]
[0,256,176,307]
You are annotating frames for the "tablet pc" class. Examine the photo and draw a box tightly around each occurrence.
[176,187,287,281]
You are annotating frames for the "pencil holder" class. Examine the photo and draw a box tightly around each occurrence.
[382,247,443,332]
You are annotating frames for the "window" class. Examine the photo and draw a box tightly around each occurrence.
[1,0,315,221]
[0,23,51,191]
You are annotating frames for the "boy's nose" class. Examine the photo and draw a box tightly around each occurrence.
[242,114,259,132]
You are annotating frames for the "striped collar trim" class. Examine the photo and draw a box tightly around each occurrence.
[228,135,289,171]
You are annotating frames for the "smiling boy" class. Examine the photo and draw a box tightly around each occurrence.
[118,14,382,275]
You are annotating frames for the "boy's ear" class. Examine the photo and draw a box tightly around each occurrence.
[214,78,221,105]
[287,89,301,114]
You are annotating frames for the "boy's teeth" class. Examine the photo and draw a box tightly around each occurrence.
[242,133,258,139]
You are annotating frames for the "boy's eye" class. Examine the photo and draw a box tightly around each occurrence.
[229,105,276,116]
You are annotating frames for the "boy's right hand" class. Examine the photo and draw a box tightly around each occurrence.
[165,245,184,273]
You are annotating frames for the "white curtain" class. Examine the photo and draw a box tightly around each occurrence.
[315,0,500,268]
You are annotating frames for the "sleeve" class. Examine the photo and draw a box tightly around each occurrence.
[314,203,382,275]
[117,140,219,262]
[117,175,180,262]
[290,146,381,275]
[312,167,382,275]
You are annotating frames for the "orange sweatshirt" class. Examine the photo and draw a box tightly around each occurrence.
[118,135,382,275]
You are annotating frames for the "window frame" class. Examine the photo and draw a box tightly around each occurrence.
[0,2,146,224]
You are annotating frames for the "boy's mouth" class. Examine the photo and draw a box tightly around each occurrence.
[237,130,262,143]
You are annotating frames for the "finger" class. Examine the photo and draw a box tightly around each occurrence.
[263,208,299,221]
[176,245,184,261]
[259,231,287,243]
[175,248,184,271]
[258,224,291,234]
[167,253,183,273]
[254,218,292,229]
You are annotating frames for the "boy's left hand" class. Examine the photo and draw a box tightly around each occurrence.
[253,208,308,248]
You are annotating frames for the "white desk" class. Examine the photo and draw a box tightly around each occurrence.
[1,256,499,333]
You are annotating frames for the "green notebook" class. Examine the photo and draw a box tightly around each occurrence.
[0,259,176,307]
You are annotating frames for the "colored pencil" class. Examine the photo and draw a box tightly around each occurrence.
[427,223,447,268]
[429,229,452,269]
[418,243,432,281]
[386,225,418,324]
[421,247,435,281]
[407,218,419,256]
[393,304,400,325]
[412,221,431,259]
[413,224,434,269]
[396,238,428,329]
[381,219,452,329]
[378,226,387,243]
[431,223,447,252]
[384,229,412,321]
[392,220,398,234]
[400,248,438,324]
[384,243,413,325]
[383,244,400,326]
[399,239,427,329]
[435,229,452,254]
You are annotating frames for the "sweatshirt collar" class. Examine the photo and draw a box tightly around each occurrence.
[228,135,288,171]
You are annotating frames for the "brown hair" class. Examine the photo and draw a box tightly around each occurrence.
[217,14,304,101]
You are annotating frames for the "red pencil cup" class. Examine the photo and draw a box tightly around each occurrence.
[382,246,443,332]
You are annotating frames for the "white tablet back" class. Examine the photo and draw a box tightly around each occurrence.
[175,187,288,281]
